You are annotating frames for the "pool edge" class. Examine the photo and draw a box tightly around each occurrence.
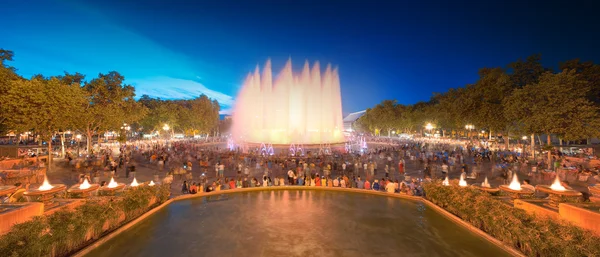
[73,186,524,257]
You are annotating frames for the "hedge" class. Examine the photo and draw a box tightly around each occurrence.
[0,184,170,257]
[423,181,600,257]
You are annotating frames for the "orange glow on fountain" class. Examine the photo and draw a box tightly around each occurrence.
[442,176,449,186]
[499,173,533,200]
[68,178,99,198]
[508,173,522,191]
[458,174,468,187]
[148,180,155,186]
[481,177,491,188]
[99,177,125,196]
[79,178,91,190]
[107,177,118,188]
[38,176,54,191]
[472,176,499,194]
[130,177,140,187]
[536,175,582,208]
[549,176,566,191]
[24,176,66,207]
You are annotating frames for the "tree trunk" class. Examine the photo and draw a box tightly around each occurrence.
[547,134,552,170]
[531,134,535,160]
[537,135,543,146]
[489,129,492,140]
[47,137,52,172]
[87,130,92,154]
[559,138,563,146]
[60,133,65,158]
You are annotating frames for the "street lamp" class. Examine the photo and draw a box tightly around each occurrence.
[465,124,474,139]
[75,134,82,156]
[163,124,170,139]
[425,123,433,137]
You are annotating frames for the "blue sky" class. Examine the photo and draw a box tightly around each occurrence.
[2,0,599,114]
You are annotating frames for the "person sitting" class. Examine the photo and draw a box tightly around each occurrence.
[522,179,535,191]
[189,183,198,194]
[372,179,380,191]
[385,179,396,193]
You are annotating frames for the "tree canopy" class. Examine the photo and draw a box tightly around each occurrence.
[0,50,223,154]
[356,55,600,143]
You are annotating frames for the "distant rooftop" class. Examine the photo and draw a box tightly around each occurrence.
[343,110,366,122]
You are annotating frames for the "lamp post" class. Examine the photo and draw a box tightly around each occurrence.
[425,123,433,138]
[163,124,170,140]
[465,124,474,139]
[75,134,82,156]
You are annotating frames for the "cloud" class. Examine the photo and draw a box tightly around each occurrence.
[2,1,237,109]
[130,76,234,106]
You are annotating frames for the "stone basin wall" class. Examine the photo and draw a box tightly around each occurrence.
[0,202,44,235]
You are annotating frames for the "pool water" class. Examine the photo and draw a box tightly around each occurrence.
[85,190,511,257]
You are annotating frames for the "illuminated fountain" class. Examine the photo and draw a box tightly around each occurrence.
[458,174,468,187]
[67,178,100,198]
[23,175,66,207]
[442,176,450,186]
[499,173,534,200]
[129,177,140,188]
[471,176,500,194]
[99,177,125,196]
[231,59,344,145]
[536,176,582,208]
[148,180,156,186]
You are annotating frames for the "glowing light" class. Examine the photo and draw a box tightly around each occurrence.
[508,173,522,191]
[130,177,139,187]
[38,176,54,191]
[163,124,170,131]
[425,123,433,130]
[482,177,491,188]
[79,178,91,190]
[550,176,566,191]
[148,180,155,186]
[442,176,449,186]
[231,59,344,144]
[522,136,527,140]
[76,134,82,139]
[107,177,118,188]
[459,174,467,187]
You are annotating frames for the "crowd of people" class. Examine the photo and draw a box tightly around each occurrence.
[181,174,426,196]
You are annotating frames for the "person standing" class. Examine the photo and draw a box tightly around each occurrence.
[287,169,295,185]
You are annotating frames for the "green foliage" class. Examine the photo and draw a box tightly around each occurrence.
[423,182,600,257]
[0,185,170,257]
[504,70,600,141]
[138,94,220,136]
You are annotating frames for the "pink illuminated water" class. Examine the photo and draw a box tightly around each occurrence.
[232,59,344,144]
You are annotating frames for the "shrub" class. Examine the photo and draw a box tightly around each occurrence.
[423,181,600,256]
[0,184,170,257]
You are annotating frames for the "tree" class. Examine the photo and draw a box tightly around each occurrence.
[0,49,22,132]
[470,68,513,141]
[79,72,141,153]
[0,77,86,169]
[507,54,547,88]
[560,59,600,106]
[504,70,600,167]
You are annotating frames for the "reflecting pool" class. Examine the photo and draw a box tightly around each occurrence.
[85,190,510,257]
